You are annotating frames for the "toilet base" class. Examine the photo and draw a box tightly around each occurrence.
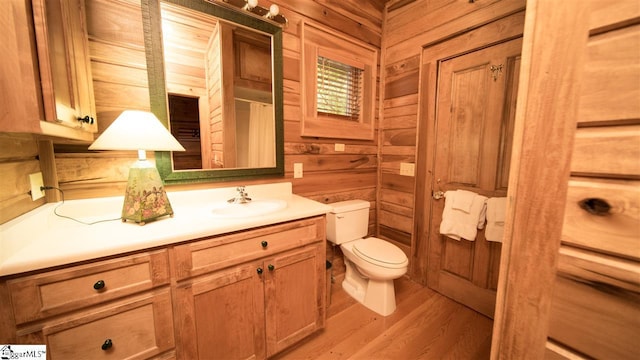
[342,268,397,316]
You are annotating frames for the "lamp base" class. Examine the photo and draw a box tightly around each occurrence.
[121,160,173,225]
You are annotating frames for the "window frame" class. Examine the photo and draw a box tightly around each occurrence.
[301,21,377,140]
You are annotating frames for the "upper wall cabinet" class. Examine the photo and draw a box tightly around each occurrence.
[0,0,97,141]
[32,0,97,134]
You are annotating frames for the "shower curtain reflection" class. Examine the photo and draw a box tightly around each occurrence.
[235,99,275,168]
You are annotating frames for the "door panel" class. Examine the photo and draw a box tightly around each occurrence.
[442,237,474,279]
[448,64,488,186]
[427,37,522,318]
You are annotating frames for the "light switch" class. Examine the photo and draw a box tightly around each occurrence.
[400,163,415,177]
[294,163,303,178]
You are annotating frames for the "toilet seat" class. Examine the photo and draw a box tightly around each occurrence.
[352,237,408,269]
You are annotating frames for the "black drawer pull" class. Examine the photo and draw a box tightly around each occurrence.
[268,264,275,271]
[578,198,611,216]
[101,339,113,350]
[261,241,268,248]
[256,267,263,274]
[93,280,106,290]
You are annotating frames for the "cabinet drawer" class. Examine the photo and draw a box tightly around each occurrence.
[8,250,170,324]
[562,178,640,259]
[173,216,325,280]
[43,290,174,360]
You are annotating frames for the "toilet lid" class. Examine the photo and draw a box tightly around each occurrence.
[352,237,408,269]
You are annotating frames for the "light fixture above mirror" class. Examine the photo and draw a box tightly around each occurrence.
[215,0,288,27]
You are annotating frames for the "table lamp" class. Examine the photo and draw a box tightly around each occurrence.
[89,110,185,225]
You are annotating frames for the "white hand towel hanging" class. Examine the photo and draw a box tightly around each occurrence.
[486,197,507,242]
[451,189,476,213]
[439,190,487,241]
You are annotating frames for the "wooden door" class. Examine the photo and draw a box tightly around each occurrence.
[174,261,266,360]
[264,244,325,357]
[426,38,522,318]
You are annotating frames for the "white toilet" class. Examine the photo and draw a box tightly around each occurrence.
[326,200,409,316]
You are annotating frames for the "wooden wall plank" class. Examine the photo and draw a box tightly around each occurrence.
[0,160,44,224]
[571,125,640,178]
[0,134,43,224]
[85,0,145,47]
[562,177,640,259]
[548,274,640,359]
[578,23,640,125]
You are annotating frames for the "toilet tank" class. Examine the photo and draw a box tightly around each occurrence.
[326,200,370,245]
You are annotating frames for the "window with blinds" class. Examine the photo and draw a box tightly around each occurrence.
[316,56,363,121]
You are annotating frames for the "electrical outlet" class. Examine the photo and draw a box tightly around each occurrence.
[29,172,45,201]
[293,163,303,178]
[334,143,345,152]
[400,162,415,177]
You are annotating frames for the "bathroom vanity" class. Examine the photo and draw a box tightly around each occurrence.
[0,183,331,359]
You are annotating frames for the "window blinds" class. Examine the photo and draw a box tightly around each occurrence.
[316,56,363,120]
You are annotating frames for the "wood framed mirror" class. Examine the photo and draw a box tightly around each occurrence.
[143,0,284,184]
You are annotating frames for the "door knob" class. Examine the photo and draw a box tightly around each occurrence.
[433,191,445,200]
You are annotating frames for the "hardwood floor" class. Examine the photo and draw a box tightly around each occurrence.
[273,276,493,360]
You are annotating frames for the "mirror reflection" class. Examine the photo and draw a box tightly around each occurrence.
[160,2,275,171]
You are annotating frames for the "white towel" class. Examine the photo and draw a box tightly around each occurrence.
[451,189,475,213]
[439,190,487,241]
[485,197,507,242]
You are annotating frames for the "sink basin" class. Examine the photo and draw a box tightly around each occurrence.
[210,199,287,218]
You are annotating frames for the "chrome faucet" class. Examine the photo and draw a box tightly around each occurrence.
[227,186,252,204]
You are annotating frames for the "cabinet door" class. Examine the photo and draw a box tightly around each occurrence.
[32,0,97,132]
[174,261,266,360]
[0,0,43,133]
[264,244,326,357]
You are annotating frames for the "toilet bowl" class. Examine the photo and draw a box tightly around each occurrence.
[326,200,408,316]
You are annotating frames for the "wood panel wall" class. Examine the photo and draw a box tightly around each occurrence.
[378,0,525,278]
[0,134,45,224]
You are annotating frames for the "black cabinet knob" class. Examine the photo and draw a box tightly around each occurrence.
[101,339,113,350]
[93,280,105,290]
[256,267,263,274]
[268,264,275,271]
[261,241,268,248]
[77,115,95,124]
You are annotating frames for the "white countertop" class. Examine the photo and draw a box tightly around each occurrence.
[0,182,332,277]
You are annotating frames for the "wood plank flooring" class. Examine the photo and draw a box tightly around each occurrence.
[273,276,493,360]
